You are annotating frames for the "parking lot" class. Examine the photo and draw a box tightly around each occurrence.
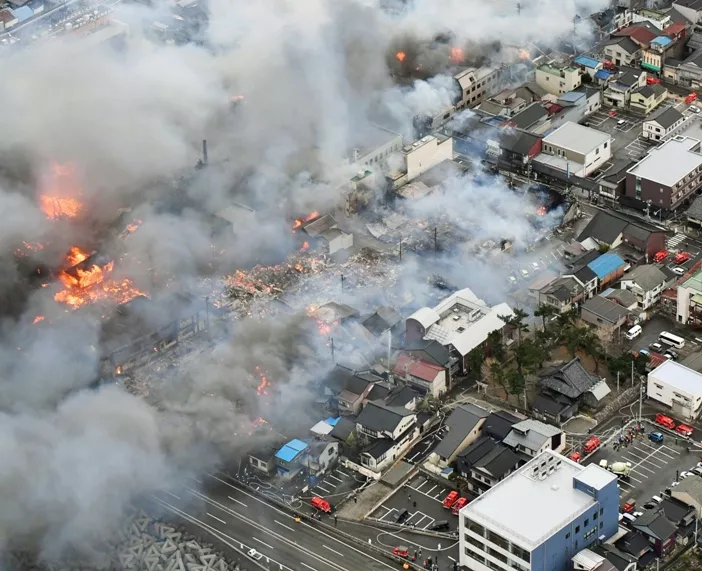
[370,474,460,531]
[623,136,649,159]
[307,465,364,504]
[586,108,645,156]
[585,423,700,506]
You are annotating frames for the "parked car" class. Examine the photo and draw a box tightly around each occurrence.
[676,424,693,437]
[649,431,664,443]
[452,497,469,515]
[428,520,449,531]
[654,250,670,263]
[673,267,686,276]
[395,509,410,524]
[650,342,663,352]
[665,349,679,360]
[442,491,459,509]
[655,413,676,430]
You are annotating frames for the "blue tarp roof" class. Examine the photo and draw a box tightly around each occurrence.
[595,69,611,80]
[559,91,585,103]
[275,439,309,462]
[325,417,340,426]
[652,36,672,47]
[587,253,626,279]
[12,5,33,21]
[573,56,600,69]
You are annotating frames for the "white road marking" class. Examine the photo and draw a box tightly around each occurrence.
[379,508,397,521]
[207,513,226,524]
[254,537,274,550]
[192,477,203,484]
[328,475,343,484]
[316,485,332,494]
[408,484,445,504]
[618,479,634,489]
[228,495,248,508]
[628,474,645,484]
[448,557,456,562]
[415,479,429,491]
[275,520,295,532]
[164,491,181,500]
[427,485,438,495]
[301,563,320,571]
[323,545,345,557]
[412,515,429,526]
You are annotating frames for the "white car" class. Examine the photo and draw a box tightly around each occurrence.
[680,471,693,479]
[671,481,680,487]
[531,262,540,270]
[520,269,529,278]
[673,267,686,275]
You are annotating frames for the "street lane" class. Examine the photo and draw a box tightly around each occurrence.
[152,475,400,571]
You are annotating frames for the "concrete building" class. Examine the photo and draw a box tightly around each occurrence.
[620,264,668,309]
[406,288,514,373]
[346,124,404,170]
[502,419,565,457]
[535,122,612,178]
[647,360,702,421]
[603,68,647,109]
[535,64,583,96]
[642,107,685,141]
[677,268,702,325]
[602,37,641,67]
[478,88,530,117]
[454,66,503,110]
[672,0,702,25]
[629,84,668,115]
[460,451,619,571]
[387,134,453,189]
[664,49,702,88]
[626,136,702,211]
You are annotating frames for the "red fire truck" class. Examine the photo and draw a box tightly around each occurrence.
[583,436,601,455]
[655,413,676,430]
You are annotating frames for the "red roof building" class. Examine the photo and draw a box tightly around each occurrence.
[664,23,687,40]
[393,354,447,398]
[614,24,658,48]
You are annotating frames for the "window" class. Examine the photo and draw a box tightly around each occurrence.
[585,519,589,527]
[594,511,598,521]
[596,148,599,155]
[467,520,485,537]
[575,526,580,533]
[566,532,570,539]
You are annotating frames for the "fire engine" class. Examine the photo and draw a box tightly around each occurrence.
[583,436,601,455]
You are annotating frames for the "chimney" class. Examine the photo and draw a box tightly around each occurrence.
[202,139,208,165]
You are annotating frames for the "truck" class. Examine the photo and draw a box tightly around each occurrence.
[599,460,632,477]
[583,436,601,455]
[442,491,459,508]
[655,413,676,430]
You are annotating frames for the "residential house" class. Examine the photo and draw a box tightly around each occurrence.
[531,390,580,426]
[578,211,666,257]
[477,88,530,117]
[629,83,668,115]
[613,22,660,48]
[302,215,354,256]
[672,0,702,25]
[565,264,599,299]
[482,410,522,440]
[571,549,620,571]
[642,107,685,141]
[393,353,447,397]
[631,509,677,556]
[248,435,288,475]
[384,385,422,409]
[614,531,655,568]
[453,66,503,111]
[506,103,550,132]
[596,159,637,202]
[603,68,647,108]
[455,436,523,494]
[534,121,613,178]
[625,136,702,212]
[535,63,583,95]
[602,36,641,67]
[581,295,631,335]
[497,129,543,170]
[676,268,702,325]
[603,286,639,310]
[660,497,696,538]
[310,417,341,438]
[306,440,339,477]
[360,306,403,339]
[573,56,603,78]
[405,288,514,374]
[274,439,309,479]
[588,252,628,289]
[401,338,460,385]
[620,264,668,309]
[538,276,586,312]
[322,365,378,415]
[686,195,702,229]
[356,401,417,472]
[428,403,489,467]
[0,8,18,29]
[591,545,638,571]
[502,418,565,457]
[574,85,603,115]
[329,417,357,455]
[664,48,702,88]
[671,474,702,518]
[641,32,686,74]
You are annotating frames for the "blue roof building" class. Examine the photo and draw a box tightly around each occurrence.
[594,69,611,81]
[11,5,32,21]
[587,253,626,280]
[275,439,309,478]
[651,36,672,48]
[573,56,601,69]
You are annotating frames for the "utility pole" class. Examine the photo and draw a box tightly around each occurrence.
[516,1,521,14]
[330,337,335,361]
[617,371,620,393]
[340,274,345,291]
[434,227,438,255]
[387,330,392,370]
[399,239,403,261]
[639,379,644,422]
[631,359,634,385]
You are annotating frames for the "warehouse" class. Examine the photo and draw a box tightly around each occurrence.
[647,360,702,421]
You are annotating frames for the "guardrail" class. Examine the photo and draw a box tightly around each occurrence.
[363,516,458,540]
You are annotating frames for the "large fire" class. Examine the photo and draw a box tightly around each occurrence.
[519,49,531,61]
[39,162,83,220]
[395,51,406,62]
[292,211,321,232]
[54,246,146,309]
[536,206,548,216]
[449,47,464,63]
[306,305,338,336]
[254,366,270,396]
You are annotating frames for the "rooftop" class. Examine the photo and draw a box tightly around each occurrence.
[356,401,414,433]
[682,268,702,292]
[652,35,673,47]
[622,264,667,291]
[582,296,630,324]
[646,106,684,130]
[687,195,702,221]
[649,360,702,396]
[433,403,489,460]
[573,56,601,69]
[587,252,626,279]
[393,354,445,383]
[275,439,309,463]
[503,418,562,451]
[627,136,702,188]
[543,122,611,154]
[464,450,613,549]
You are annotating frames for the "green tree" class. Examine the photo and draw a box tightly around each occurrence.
[506,368,525,398]
[534,303,558,331]
[486,330,506,362]
[517,338,549,373]
[483,358,509,395]
[500,308,530,345]
[468,347,485,377]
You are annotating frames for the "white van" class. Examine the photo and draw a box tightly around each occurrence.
[651,495,664,504]
[626,325,642,340]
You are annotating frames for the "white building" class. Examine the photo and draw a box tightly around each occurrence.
[647,360,702,421]
[677,268,702,326]
[356,402,417,473]
[460,451,619,571]
[642,107,685,142]
[454,66,503,110]
[347,124,404,169]
[503,419,565,457]
[406,288,514,374]
[535,122,612,178]
[387,134,454,189]
[535,64,583,96]
[620,264,668,310]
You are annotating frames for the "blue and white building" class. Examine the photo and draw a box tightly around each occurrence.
[459,450,619,571]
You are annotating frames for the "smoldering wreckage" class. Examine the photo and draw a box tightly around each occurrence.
[0,0,596,567]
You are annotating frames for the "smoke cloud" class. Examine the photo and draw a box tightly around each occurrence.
[0,0,604,561]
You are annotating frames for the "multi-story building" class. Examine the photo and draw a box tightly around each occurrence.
[454,66,503,111]
[603,68,647,109]
[602,37,640,67]
[625,136,702,212]
[677,267,702,325]
[386,134,453,190]
[647,360,702,421]
[535,64,582,96]
[642,107,685,141]
[620,264,668,310]
[641,29,687,74]
[629,83,667,116]
[460,451,619,571]
[535,122,612,178]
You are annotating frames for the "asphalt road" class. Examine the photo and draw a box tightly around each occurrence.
[150,473,420,571]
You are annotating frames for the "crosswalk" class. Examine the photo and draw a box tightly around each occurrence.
[667,233,686,250]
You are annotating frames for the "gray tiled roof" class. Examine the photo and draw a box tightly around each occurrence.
[503,419,561,451]
[433,404,489,459]
[539,357,600,399]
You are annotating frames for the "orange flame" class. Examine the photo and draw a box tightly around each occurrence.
[33,315,45,324]
[292,211,321,232]
[54,247,146,309]
[125,219,142,234]
[396,51,406,62]
[23,241,45,252]
[450,47,464,63]
[300,241,310,252]
[519,49,530,60]
[39,162,83,220]
[254,366,270,396]
[536,206,547,216]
